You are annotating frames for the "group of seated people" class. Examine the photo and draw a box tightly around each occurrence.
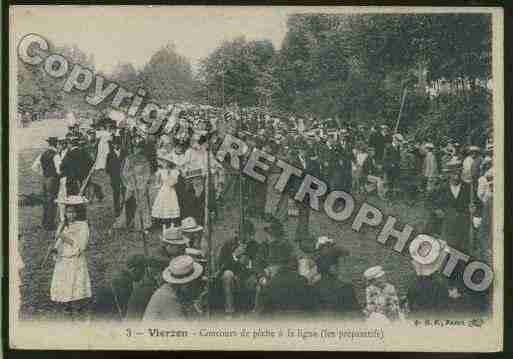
[94,213,474,322]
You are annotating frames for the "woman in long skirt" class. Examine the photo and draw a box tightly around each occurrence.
[151,155,181,227]
[51,195,92,320]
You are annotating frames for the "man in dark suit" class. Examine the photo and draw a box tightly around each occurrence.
[40,137,60,230]
[434,159,475,299]
[293,145,322,242]
[383,134,403,198]
[258,241,315,318]
[60,137,94,195]
[330,128,354,192]
[312,251,363,319]
[106,136,127,217]
[368,125,385,163]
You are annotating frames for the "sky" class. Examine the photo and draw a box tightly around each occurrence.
[11,6,295,74]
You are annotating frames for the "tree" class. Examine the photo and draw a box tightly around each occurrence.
[141,44,195,104]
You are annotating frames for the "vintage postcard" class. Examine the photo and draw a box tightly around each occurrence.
[9,5,504,351]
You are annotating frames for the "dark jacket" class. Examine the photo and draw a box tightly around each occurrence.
[312,274,363,319]
[60,146,94,182]
[407,275,449,317]
[125,277,158,321]
[261,267,315,317]
[368,132,385,161]
[383,143,401,173]
[94,270,134,320]
[106,149,127,182]
[40,148,58,178]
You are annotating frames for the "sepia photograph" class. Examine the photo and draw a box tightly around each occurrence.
[8,6,504,351]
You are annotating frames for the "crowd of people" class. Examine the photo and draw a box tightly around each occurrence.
[31,102,494,322]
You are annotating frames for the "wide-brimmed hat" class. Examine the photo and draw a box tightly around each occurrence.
[46,137,58,146]
[162,226,188,245]
[424,143,434,149]
[162,255,204,284]
[55,195,89,205]
[268,241,294,264]
[467,145,481,153]
[181,217,203,233]
[410,236,450,276]
[364,266,385,280]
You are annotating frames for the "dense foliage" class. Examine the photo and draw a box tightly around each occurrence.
[18,14,492,144]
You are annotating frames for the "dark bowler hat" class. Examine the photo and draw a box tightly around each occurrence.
[46,137,58,146]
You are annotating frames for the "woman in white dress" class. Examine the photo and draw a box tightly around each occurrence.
[51,195,92,320]
[151,154,181,227]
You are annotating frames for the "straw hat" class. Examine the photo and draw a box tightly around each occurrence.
[55,195,89,205]
[162,255,203,284]
[410,237,449,276]
[181,217,203,233]
[364,266,385,280]
[315,236,335,250]
[162,226,188,245]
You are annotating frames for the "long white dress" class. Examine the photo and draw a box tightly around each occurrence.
[151,169,180,219]
[50,221,92,302]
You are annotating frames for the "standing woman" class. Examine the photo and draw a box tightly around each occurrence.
[51,195,92,320]
[151,154,181,228]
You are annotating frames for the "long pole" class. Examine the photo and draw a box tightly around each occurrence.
[394,87,408,134]
[205,138,213,318]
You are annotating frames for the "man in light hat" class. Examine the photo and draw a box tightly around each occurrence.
[152,226,188,268]
[142,255,205,321]
[406,237,450,317]
[181,216,205,251]
[40,137,61,230]
[421,142,438,195]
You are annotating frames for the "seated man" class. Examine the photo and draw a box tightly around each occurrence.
[406,237,450,317]
[215,236,258,317]
[94,254,146,321]
[152,226,188,268]
[257,241,315,318]
[125,259,165,322]
[312,250,362,320]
